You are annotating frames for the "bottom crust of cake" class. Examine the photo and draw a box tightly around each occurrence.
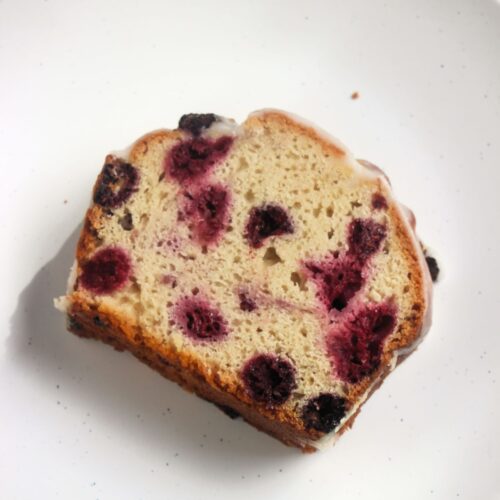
[65,302,416,453]
[67,306,320,452]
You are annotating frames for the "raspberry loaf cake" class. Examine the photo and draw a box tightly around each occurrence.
[55,110,433,451]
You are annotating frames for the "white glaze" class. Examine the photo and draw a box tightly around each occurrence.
[110,143,134,162]
[203,116,241,139]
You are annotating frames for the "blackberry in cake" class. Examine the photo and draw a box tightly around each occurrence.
[55,110,433,451]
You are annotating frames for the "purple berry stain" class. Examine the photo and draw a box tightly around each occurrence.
[327,302,397,384]
[166,136,233,184]
[302,393,347,433]
[244,204,294,248]
[80,246,131,295]
[347,218,386,261]
[238,291,257,312]
[174,297,228,341]
[93,157,139,208]
[241,354,296,406]
[305,219,386,314]
[371,193,388,210]
[186,184,230,245]
[305,255,364,313]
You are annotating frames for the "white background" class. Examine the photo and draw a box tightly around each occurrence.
[1,1,500,499]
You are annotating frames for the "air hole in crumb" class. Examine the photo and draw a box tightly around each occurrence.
[226,225,233,232]
[140,214,149,228]
[403,285,410,293]
[313,205,322,218]
[166,301,173,307]
[134,303,145,315]
[192,287,200,296]
[293,201,302,208]
[350,200,362,208]
[327,229,334,240]
[290,271,308,291]
[300,328,308,338]
[326,206,334,217]
[238,157,249,171]
[245,189,255,202]
[263,247,283,266]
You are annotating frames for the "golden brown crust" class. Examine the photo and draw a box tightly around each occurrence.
[65,110,431,451]
[68,297,316,451]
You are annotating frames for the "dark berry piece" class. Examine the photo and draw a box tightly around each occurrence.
[327,302,397,384]
[306,255,364,313]
[348,218,386,260]
[188,184,230,244]
[174,297,228,341]
[178,113,218,136]
[67,315,83,331]
[80,247,131,295]
[93,315,107,327]
[239,292,257,312]
[425,256,440,282]
[244,204,294,248]
[215,404,240,419]
[371,193,388,210]
[93,157,139,208]
[241,354,296,406]
[166,136,233,184]
[302,393,347,433]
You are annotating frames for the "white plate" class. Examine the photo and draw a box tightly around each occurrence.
[1,1,499,499]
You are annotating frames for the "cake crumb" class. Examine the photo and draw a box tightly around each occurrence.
[351,91,359,100]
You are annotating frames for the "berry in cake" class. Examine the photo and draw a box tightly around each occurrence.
[241,354,297,407]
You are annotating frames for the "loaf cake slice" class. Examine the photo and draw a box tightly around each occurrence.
[55,110,432,451]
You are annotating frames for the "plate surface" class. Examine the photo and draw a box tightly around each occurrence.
[1,1,499,499]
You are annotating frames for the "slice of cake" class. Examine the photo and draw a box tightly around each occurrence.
[55,110,433,451]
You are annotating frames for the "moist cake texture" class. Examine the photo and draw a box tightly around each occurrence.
[55,110,433,451]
